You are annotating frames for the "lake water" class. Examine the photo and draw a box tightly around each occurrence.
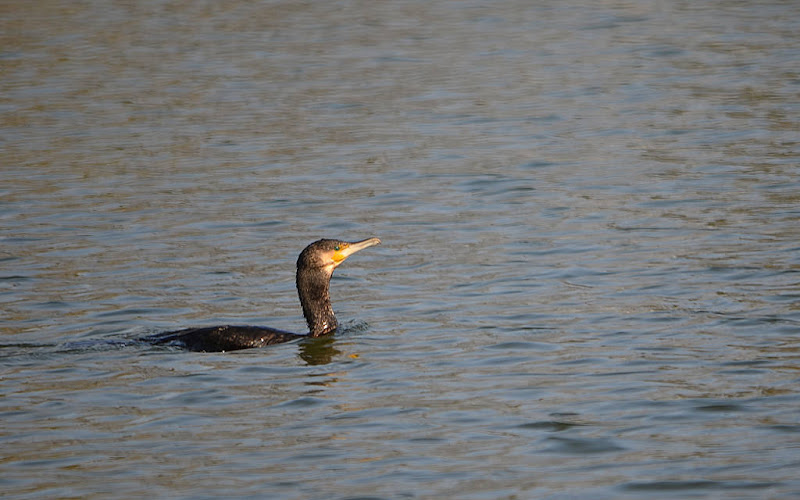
[2,0,799,498]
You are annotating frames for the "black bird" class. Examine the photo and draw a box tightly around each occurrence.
[147,237,381,352]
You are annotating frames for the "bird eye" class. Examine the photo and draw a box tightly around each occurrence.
[334,245,340,251]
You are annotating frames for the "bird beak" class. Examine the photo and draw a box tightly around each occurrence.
[333,237,381,265]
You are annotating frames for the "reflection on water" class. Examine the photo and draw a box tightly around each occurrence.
[2,0,799,498]
[298,335,341,366]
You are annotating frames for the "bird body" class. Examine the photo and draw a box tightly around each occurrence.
[147,238,380,352]
[153,325,302,352]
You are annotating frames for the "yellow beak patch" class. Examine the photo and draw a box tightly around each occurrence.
[332,244,350,264]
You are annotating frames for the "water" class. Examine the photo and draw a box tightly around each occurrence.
[2,0,799,498]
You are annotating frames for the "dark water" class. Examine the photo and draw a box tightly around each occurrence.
[2,0,799,498]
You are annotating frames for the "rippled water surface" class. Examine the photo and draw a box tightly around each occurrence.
[2,0,800,498]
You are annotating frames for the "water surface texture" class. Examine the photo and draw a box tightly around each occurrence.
[2,0,800,498]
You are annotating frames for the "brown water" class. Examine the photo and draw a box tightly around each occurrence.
[2,0,800,498]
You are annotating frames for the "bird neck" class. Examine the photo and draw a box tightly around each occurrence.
[296,266,337,337]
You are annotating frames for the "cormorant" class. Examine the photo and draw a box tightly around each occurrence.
[146,237,381,352]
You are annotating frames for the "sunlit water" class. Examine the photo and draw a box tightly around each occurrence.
[2,0,799,498]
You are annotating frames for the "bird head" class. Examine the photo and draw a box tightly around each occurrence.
[297,237,381,274]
